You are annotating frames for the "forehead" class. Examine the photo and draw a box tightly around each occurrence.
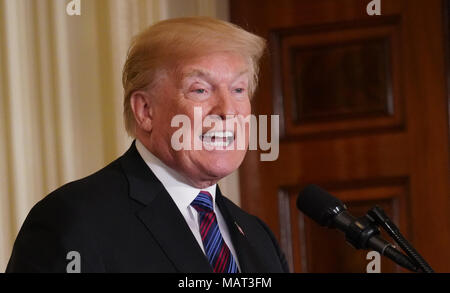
[177,52,250,81]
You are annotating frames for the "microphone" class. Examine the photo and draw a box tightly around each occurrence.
[297,184,419,272]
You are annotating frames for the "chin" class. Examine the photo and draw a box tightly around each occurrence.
[199,152,245,179]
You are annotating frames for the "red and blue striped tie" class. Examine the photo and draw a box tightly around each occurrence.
[191,191,239,273]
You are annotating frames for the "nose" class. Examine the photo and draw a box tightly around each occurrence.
[210,88,238,120]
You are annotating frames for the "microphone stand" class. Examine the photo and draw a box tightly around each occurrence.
[365,206,434,273]
[339,212,419,272]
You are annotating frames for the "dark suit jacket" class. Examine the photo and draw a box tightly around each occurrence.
[6,142,289,273]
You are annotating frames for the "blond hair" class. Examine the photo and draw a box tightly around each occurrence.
[122,17,266,136]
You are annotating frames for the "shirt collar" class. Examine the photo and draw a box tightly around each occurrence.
[135,139,217,211]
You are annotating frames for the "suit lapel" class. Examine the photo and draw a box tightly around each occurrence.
[215,186,269,273]
[120,141,212,273]
[136,191,213,272]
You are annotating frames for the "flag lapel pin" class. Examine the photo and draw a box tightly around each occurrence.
[234,221,245,236]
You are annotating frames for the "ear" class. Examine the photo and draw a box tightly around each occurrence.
[130,90,154,132]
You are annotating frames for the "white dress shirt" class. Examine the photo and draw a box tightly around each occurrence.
[135,139,240,270]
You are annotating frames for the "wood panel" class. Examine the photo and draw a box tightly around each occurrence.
[231,0,450,272]
[278,177,410,272]
[271,16,403,139]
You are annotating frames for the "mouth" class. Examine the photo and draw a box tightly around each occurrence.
[200,131,235,148]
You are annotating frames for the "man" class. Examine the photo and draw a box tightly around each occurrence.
[6,17,289,273]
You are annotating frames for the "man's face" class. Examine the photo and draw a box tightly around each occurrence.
[147,51,251,188]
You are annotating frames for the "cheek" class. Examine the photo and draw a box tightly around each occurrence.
[156,96,193,131]
[239,100,251,115]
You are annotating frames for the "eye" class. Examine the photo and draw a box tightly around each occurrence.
[233,88,245,94]
[192,88,207,94]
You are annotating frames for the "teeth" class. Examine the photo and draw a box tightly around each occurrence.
[202,141,230,147]
[202,131,234,138]
[200,131,234,148]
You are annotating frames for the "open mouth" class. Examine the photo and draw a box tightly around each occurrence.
[200,131,234,148]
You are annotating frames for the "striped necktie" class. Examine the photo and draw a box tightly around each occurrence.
[191,191,239,273]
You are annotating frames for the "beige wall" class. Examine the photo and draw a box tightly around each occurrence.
[0,0,240,272]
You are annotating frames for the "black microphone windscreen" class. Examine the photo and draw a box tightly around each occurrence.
[297,184,345,226]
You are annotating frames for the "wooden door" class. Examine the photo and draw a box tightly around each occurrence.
[231,0,450,272]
